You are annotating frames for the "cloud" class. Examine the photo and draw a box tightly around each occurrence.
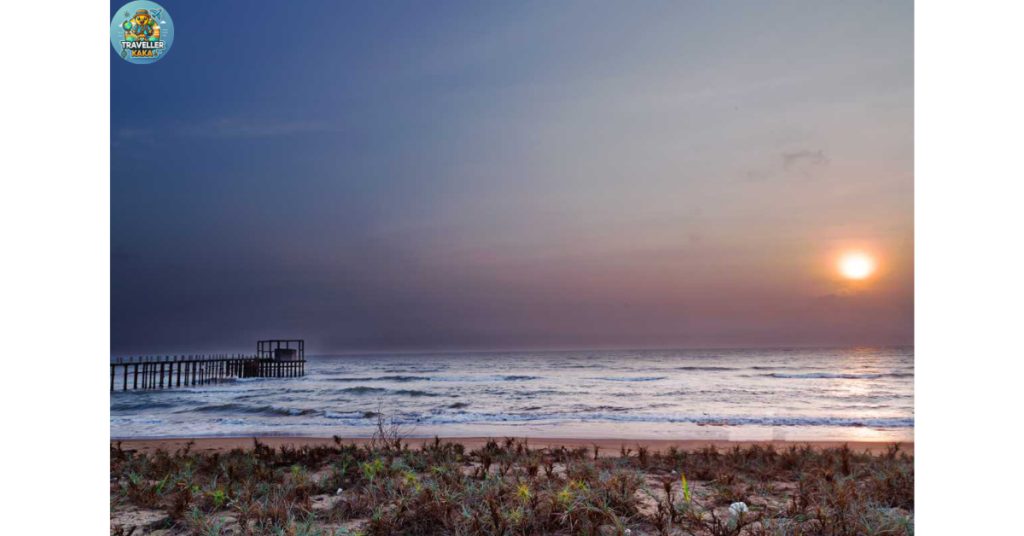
[112,118,334,149]
[782,149,829,170]
[112,127,161,152]
[742,169,774,183]
[740,149,829,182]
[177,118,333,139]
[116,127,154,141]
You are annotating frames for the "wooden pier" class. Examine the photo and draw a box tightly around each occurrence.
[109,339,306,392]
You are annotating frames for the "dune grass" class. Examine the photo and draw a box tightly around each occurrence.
[110,436,913,535]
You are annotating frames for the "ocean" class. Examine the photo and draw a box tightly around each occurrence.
[110,346,914,442]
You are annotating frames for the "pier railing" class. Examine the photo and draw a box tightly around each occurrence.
[109,354,305,391]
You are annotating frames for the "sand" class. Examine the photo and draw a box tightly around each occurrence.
[113,436,912,456]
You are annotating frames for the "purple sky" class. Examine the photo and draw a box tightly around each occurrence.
[111,1,913,354]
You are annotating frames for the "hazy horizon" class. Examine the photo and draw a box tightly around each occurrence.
[109,342,915,360]
[112,1,913,356]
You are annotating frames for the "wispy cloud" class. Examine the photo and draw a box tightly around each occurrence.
[741,150,830,183]
[112,118,333,147]
[782,149,830,170]
[111,127,162,155]
[176,118,334,139]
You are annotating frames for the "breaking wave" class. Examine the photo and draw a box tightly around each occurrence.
[765,372,914,380]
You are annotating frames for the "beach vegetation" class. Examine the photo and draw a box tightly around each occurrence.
[111,438,913,535]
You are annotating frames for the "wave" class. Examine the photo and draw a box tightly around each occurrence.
[586,376,667,382]
[340,386,387,395]
[393,389,441,397]
[328,385,446,397]
[750,366,825,371]
[325,411,378,420]
[427,375,540,382]
[677,366,736,371]
[406,411,914,428]
[325,374,538,383]
[381,367,446,373]
[338,386,442,397]
[481,388,574,397]
[186,403,318,417]
[326,375,424,382]
[111,401,177,411]
[765,372,914,380]
[585,405,631,412]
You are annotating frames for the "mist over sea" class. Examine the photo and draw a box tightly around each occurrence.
[110,347,913,442]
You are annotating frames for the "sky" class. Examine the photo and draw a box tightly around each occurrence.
[111,1,913,355]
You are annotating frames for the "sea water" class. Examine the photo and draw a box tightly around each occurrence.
[110,346,913,442]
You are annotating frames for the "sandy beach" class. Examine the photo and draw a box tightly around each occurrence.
[114,435,912,456]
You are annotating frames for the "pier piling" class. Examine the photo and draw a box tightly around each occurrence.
[110,340,307,392]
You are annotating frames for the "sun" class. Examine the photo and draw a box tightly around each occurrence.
[838,252,876,280]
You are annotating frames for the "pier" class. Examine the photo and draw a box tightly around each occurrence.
[109,339,306,391]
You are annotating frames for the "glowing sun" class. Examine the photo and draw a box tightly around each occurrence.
[838,252,876,280]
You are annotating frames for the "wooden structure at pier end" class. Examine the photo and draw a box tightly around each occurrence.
[257,339,305,362]
[109,339,307,391]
